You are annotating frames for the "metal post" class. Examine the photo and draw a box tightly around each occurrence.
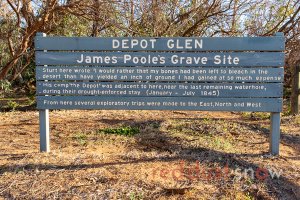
[270,112,280,155]
[36,32,50,152]
[39,109,50,152]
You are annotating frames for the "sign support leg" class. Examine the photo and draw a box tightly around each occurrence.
[270,112,280,155]
[39,109,50,152]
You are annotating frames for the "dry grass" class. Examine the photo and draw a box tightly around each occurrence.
[0,109,299,199]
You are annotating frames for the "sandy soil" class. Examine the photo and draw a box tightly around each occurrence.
[0,109,299,199]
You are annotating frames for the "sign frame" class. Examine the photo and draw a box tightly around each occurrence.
[35,32,284,155]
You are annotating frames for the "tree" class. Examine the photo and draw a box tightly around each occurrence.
[0,0,90,80]
[0,0,299,85]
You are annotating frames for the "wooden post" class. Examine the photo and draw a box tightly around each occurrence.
[37,32,50,152]
[270,112,280,155]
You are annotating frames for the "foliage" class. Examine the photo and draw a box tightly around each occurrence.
[129,191,143,200]
[72,132,87,145]
[0,80,12,94]
[241,112,270,120]
[6,100,19,111]
[98,126,140,137]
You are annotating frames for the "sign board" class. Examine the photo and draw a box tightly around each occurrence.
[35,33,284,155]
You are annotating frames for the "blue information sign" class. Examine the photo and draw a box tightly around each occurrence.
[35,33,284,155]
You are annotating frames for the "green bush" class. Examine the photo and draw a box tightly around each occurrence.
[0,80,12,95]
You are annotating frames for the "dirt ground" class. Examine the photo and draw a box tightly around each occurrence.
[0,107,299,199]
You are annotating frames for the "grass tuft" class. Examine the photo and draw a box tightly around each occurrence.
[98,126,140,136]
[241,112,270,120]
[6,101,19,111]
[72,132,87,145]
